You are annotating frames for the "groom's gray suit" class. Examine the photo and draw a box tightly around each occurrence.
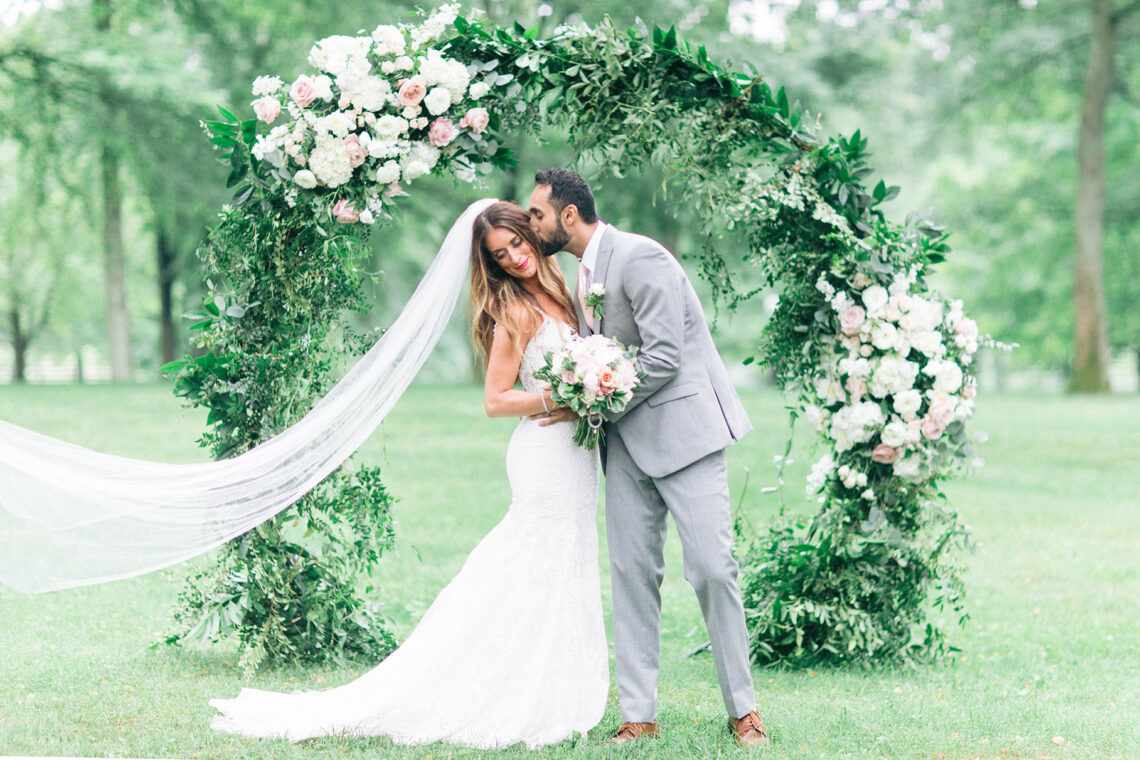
[572,224,756,723]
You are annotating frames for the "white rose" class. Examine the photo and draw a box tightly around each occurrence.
[374,114,409,140]
[862,285,889,316]
[892,389,922,418]
[395,55,414,71]
[293,169,317,189]
[871,322,898,351]
[359,209,375,225]
[423,86,452,115]
[881,420,908,447]
[374,160,401,184]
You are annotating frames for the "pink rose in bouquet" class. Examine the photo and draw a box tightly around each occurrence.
[290,75,317,107]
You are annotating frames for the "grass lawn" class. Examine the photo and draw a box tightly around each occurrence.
[0,383,1137,760]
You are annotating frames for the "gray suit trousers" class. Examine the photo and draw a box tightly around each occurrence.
[605,428,756,722]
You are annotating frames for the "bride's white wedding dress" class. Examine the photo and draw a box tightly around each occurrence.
[209,313,609,749]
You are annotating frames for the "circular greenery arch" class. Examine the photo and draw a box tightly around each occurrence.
[165,6,981,671]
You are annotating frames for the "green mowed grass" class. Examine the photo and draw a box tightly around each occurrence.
[0,383,1137,759]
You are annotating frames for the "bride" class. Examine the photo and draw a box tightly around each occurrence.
[209,201,610,749]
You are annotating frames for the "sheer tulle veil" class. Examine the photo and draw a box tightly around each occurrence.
[0,198,497,594]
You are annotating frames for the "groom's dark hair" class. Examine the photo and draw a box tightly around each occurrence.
[534,168,598,224]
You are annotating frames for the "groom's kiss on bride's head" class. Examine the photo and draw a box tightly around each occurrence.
[529,168,599,258]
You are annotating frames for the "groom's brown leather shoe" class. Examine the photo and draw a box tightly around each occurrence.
[610,721,660,743]
[730,710,770,747]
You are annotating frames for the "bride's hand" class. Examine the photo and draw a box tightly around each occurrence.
[531,407,577,426]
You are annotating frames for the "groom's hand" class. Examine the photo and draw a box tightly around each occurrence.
[531,407,577,426]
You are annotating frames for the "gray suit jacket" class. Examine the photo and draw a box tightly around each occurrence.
[573,225,752,478]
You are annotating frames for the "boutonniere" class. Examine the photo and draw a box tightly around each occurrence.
[584,283,606,321]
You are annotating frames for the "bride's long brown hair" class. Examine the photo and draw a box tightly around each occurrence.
[469,201,575,362]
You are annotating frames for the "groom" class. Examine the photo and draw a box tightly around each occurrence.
[529,169,769,747]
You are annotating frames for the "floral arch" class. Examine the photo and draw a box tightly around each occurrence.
[167,5,983,670]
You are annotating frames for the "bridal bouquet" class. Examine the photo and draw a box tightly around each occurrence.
[534,335,642,450]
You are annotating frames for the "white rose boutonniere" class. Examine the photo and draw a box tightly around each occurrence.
[584,283,606,321]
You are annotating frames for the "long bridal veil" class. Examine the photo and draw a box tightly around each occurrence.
[0,198,497,594]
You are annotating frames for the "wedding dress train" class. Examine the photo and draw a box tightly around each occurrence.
[210,314,609,749]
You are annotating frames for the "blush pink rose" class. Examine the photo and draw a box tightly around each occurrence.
[344,135,367,168]
[871,444,899,464]
[921,416,945,440]
[397,76,427,107]
[428,117,457,147]
[845,376,866,401]
[839,305,866,336]
[290,75,317,107]
[928,396,956,426]
[460,107,490,134]
[961,382,977,400]
[332,199,359,224]
[253,96,281,123]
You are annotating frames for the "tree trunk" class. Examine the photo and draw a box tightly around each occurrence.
[1069,0,1115,393]
[156,228,177,364]
[102,144,131,381]
[9,307,27,384]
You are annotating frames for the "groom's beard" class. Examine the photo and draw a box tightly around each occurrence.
[538,219,571,257]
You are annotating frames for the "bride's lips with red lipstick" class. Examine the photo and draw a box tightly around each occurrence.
[515,257,531,271]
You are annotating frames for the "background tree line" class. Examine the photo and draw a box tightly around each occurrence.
[0,0,1135,390]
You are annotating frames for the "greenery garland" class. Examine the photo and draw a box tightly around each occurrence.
[171,4,986,669]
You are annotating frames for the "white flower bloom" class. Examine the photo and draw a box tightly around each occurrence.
[312,75,334,101]
[814,375,845,406]
[359,209,375,224]
[925,360,964,394]
[399,142,440,180]
[804,404,828,430]
[309,35,372,78]
[910,329,945,358]
[901,296,944,333]
[293,169,317,189]
[374,160,401,184]
[838,356,872,379]
[308,134,353,187]
[893,455,923,480]
[395,55,414,71]
[338,70,391,112]
[862,285,889,316]
[423,86,452,115]
[367,138,402,159]
[893,389,923,418]
[829,401,886,452]
[374,114,409,140]
[870,322,898,351]
[806,455,836,493]
[419,49,451,86]
[371,24,406,56]
[316,110,355,138]
[469,81,491,99]
[881,420,908,447]
[252,75,284,96]
[869,353,920,399]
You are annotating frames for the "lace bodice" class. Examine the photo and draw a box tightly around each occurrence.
[519,313,574,393]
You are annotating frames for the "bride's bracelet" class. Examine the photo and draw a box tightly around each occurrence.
[539,392,551,415]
